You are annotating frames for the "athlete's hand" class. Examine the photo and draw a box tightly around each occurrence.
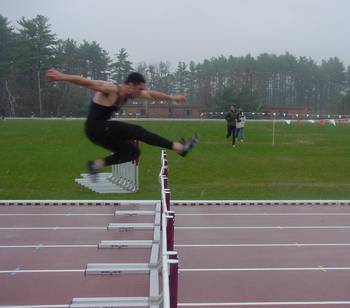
[172,95,187,103]
[46,68,65,81]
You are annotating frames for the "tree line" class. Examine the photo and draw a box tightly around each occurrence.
[1,14,350,117]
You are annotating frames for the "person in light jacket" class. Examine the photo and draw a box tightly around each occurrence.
[235,110,246,143]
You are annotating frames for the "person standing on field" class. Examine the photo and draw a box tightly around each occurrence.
[225,105,237,147]
[235,110,246,143]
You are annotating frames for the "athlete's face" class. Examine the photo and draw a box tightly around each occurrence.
[130,82,146,98]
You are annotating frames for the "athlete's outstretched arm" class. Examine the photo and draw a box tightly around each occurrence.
[138,90,186,103]
[46,68,117,94]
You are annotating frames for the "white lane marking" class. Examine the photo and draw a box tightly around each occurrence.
[2,302,350,307]
[177,213,350,216]
[0,227,106,230]
[1,225,350,231]
[176,226,350,229]
[0,269,84,274]
[1,243,350,249]
[0,213,113,216]
[175,243,350,248]
[0,305,69,308]
[2,212,350,216]
[0,245,96,248]
[179,267,350,272]
[2,267,350,274]
[178,301,350,306]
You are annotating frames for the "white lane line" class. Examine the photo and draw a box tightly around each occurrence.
[2,212,350,216]
[0,213,113,216]
[0,269,84,274]
[0,245,96,248]
[1,225,350,231]
[177,213,350,216]
[2,267,350,274]
[175,243,350,248]
[2,302,350,308]
[0,227,106,230]
[178,301,350,306]
[179,267,350,272]
[1,243,350,249]
[176,226,350,230]
[0,305,69,308]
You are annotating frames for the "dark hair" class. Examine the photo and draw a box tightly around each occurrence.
[124,72,146,84]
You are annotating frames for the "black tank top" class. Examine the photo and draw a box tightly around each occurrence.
[86,85,128,121]
[86,102,117,121]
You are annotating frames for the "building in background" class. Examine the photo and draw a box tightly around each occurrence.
[118,101,202,118]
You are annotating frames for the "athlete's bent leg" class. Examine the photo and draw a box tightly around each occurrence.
[104,140,140,166]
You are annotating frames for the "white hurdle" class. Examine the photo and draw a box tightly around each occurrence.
[109,160,139,191]
[75,142,140,193]
[75,160,139,193]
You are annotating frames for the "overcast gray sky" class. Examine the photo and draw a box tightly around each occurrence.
[1,0,350,69]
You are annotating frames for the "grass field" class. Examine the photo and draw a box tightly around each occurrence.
[1,119,350,200]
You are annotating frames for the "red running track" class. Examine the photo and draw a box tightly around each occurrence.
[1,204,350,307]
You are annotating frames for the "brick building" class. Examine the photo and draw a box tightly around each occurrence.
[117,101,202,118]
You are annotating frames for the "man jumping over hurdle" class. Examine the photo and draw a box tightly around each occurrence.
[46,69,198,181]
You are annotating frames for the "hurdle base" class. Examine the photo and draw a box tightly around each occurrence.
[75,173,138,194]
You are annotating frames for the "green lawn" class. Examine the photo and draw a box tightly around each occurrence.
[1,119,350,200]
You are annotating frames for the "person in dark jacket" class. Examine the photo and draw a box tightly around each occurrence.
[224,105,238,147]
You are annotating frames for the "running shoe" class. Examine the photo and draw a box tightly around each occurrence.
[87,160,100,182]
[180,133,198,157]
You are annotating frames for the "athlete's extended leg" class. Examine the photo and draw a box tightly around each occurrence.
[105,121,197,156]
[87,140,140,181]
[104,140,140,166]
[105,121,172,149]
[87,121,198,180]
